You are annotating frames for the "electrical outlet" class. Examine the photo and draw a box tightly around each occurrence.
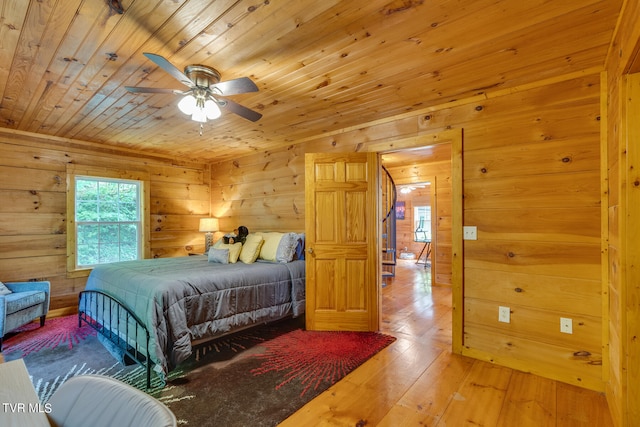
[498,306,510,323]
[560,317,573,334]
[463,226,477,240]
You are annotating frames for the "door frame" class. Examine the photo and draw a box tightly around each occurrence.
[368,129,464,352]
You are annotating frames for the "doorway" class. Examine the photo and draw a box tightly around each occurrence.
[394,181,434,282]
[380,142,452,288]
[374,129,462,352]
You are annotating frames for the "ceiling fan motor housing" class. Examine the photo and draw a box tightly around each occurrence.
[184,65,221,87]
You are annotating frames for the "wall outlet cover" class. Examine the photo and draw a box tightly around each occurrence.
[498,306,510,323]
[560,317,573,334]
[463,226,478,240]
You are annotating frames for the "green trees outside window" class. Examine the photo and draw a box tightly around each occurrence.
[75,177,141,267]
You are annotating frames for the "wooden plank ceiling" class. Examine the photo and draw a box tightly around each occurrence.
[0,0,622,163]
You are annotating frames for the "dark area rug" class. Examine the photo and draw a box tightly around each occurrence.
[2,315,395,426]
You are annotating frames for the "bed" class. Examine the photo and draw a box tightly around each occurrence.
[78,248,305,387]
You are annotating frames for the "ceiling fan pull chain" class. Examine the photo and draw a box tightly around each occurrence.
[199,123,204,136]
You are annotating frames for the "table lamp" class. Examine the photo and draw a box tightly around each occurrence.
[199,217,219,253]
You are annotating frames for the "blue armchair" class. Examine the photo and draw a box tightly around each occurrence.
[0,281,50,351]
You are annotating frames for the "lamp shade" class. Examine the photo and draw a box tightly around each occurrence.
[191,108,207,123]
[199,217,219,232]
[204,99,221,119]
[178,94,197,115]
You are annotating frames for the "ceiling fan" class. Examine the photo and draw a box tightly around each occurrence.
[125,53,262,124]
[398,184,427,194]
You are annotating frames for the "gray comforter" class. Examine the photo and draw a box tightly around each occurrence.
[82,256,305,376]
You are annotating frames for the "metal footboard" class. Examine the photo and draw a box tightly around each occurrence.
[78,290,152,389]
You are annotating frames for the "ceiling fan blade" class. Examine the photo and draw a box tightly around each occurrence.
[125,86,181,94]
[219,98,262,122]
[143,52,193,87]
[210,77,259,96]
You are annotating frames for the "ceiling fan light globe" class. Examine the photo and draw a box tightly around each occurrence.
[178,95,197,115]
[192,109,207,123]
[204,99,221,120]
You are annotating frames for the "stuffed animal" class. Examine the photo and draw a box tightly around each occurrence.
[223,225,249,244]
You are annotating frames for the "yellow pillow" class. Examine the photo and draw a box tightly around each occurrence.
[214,242,242,263]
[239,234,264,264]
[258,232,284,262]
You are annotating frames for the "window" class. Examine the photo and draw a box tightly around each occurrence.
[414,205,431,242]
[67,166,150,275]
[75,177,141,267]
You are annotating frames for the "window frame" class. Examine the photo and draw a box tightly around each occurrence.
[66,165,150,278]
[413,205,432,242]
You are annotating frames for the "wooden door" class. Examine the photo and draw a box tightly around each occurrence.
[304,152,380,331]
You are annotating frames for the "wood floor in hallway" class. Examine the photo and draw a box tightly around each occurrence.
[279,259,614,426]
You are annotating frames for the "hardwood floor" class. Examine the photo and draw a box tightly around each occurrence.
[280,259,614,426]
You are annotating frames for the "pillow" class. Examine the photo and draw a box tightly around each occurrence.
[257,232,284,262]
[275,232,299,263]
[0,281,12,296]
[214,242,242,263]
[208,248,229,264]
[294,233,305,260]
[239,234,264,264]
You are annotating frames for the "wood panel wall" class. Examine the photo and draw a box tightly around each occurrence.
[209,145,305,233]
[210,71,604,391]
[460,75,603,391]
[603,1,640,425]
[0,129,210,314]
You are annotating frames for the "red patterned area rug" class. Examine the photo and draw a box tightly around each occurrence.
[3,315,395,426]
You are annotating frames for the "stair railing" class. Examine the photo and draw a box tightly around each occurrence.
[381,165,397,279]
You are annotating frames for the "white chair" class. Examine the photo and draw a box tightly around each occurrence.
[46,375,176,427]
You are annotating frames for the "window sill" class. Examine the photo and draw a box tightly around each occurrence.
[66,268,92,279]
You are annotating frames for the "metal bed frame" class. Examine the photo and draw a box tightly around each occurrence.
[78,290,152,389]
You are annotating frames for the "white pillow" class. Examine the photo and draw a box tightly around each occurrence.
[0,281,11,295]
[276,232,299,263]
